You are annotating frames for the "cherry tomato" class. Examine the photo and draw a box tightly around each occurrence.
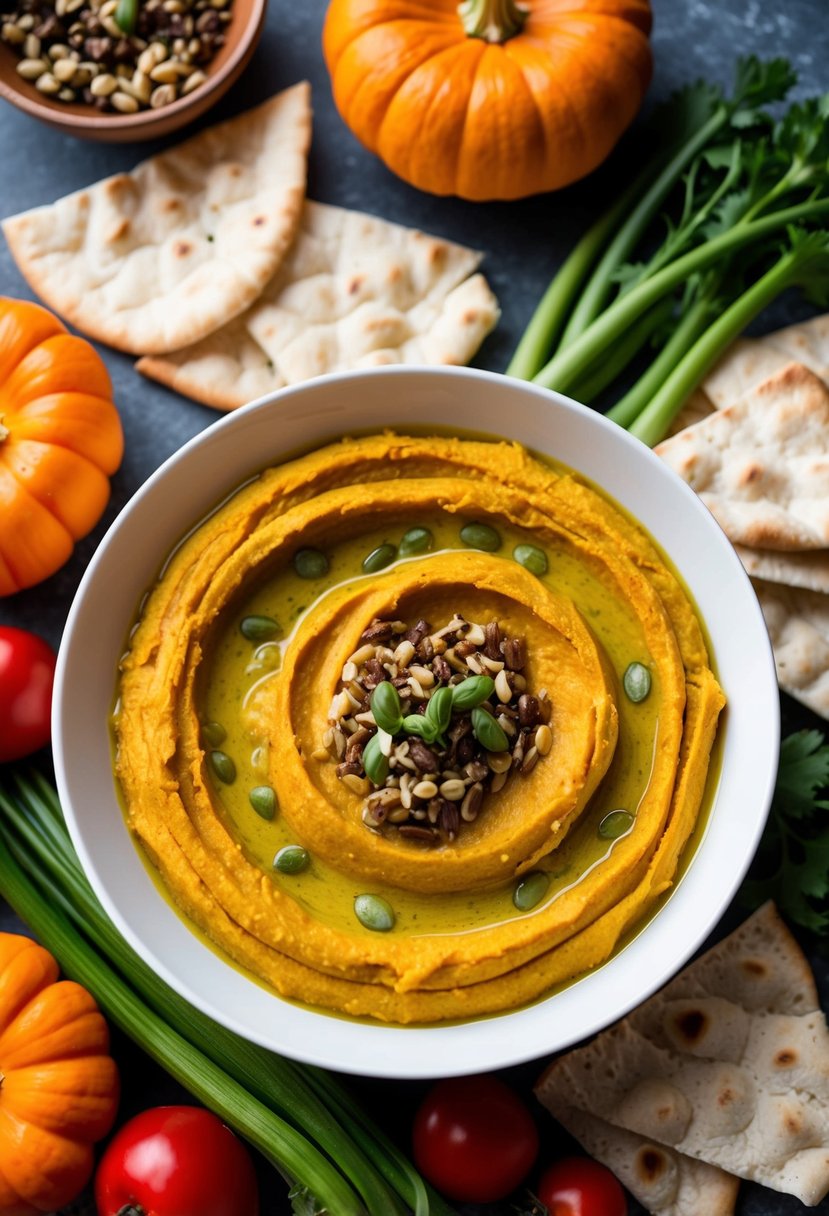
[412,1075,539,1203]
[0,626,56,763]
[95,1106,259,1216]
[537,1156,627,1216]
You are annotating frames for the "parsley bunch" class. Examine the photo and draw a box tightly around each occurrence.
[743,730,829,936]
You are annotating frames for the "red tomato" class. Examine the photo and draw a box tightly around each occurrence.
[412,1075,539,1203]
[537,1156,627,1216]
[95,1106,259,1216]
[0,626,55,762]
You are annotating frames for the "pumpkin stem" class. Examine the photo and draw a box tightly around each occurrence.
[458,0,527,43]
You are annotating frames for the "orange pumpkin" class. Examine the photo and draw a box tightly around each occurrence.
[0,298,123,597]
[0,933,119,1215]
[323,0,653,201]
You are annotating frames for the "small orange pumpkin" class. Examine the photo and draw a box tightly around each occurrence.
[323,0,653,201]
[0,298,123,597]
[0,933,119,1215]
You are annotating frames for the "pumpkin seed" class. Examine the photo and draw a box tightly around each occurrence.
[370,681,403,734]
[201,721,226,747]
[209,750,236,784]
[249,785,276,820]
[513,543,548,576]
[471,706,509,752]
[354,893,395,932]
[460,521,502,552]
[362,542,397,573]
[451,674,494,711]
[240,614,279,641]
[513,870,550,911]
[293,548,329,579]
[399,526,434,557]
[599,809,634,839]
[623,662,652,702]
[273,845,309,874]
[362,732,390,786]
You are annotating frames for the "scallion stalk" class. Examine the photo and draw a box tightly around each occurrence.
[0,770,457,1216]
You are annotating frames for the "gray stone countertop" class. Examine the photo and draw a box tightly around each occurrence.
[0,0,827,1212]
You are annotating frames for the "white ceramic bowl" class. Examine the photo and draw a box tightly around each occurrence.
[53,367,779,1079]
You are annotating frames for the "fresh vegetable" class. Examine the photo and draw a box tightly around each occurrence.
[0,297,123,595]
[322,0,653,201]
[0,932,118,1215]
[743,730,829,935]
[507,59,829,445]
[412,1075,539,1202]
[0,768,454,1216]
[0,626,56,762]
[95,1106,259,1216]
[536,1156,627,1216]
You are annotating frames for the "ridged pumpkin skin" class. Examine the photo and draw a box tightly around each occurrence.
[0,933,119,1215]
[0,297,123,597]
[323,0,653,201]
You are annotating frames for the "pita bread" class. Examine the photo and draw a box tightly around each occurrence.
[752,578,829,718]
[537,904,822,1214]
[656,363,829,551]
[2,84,312,355]
[136,201,499,409]
[735,546,829,595]
[705,315,829,410]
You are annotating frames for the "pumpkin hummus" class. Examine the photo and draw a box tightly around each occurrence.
[114,433,725,1024]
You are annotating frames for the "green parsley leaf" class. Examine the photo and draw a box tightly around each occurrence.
[742,730,829,935]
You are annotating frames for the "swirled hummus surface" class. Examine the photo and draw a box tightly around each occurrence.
[114,433,725,1023]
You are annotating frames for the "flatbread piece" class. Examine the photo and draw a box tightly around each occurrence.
[136,200,499,410]
[3,84,312,355]
[753,578,829,718]
[656,363,829,551]
[537,904,824,1214]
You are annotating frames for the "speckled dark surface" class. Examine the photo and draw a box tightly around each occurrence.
[1,1,828,1213]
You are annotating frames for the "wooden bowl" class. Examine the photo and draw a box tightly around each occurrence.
[0,0,267,141]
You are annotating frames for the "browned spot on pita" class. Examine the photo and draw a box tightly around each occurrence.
[741,958,768,977]
[106,218,131,243]
[160,197,182,213]
[105,175,131,197]
[739,462,763,485]
[427,243,448,266]
[672,1007,708,1045]
[775,1048,798,1067]
[174,240,193,258]
[636,1147,668,1181]
[347,275,365,295]
[784,1110,803,1135]
[462,309,480,325]
[718,1086,736,1108]
[386,264,403,283]
[252,216,266,227]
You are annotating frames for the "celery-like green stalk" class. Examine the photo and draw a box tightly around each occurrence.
[629,237,829,445]
[0,818,367,1216]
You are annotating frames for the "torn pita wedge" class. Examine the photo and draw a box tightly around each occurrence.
[136,200,500,410]
[537,904,821,1215]
[734,546,829,595]
[705,314,829,409]
[656,363,829,551]
[671,314,829,433]
[752,578,829,718]
[537,904,829,1208]
[3,84,311,355]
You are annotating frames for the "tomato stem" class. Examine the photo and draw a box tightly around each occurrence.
[116,1206,145,1216]
[458,0,526,43]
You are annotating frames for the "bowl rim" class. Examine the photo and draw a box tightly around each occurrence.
[53,365,780,1078]
[0,0,266,132]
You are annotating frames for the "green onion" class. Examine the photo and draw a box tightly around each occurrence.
[0,770,456,1216]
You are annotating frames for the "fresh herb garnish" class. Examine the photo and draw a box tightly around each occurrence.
[508,57,829,445]
[742,730,829,935]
